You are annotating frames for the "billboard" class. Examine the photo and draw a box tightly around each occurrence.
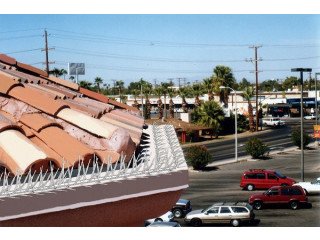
[68,63,85,75]
[314,125,320,139]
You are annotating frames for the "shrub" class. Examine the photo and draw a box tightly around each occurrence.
[184,145,211,170]
[291,128,311,149]
[245,137,269,159]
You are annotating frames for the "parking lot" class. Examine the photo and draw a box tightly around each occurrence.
[177,148,320,227]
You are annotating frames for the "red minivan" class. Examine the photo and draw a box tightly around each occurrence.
[240,169,296,191]
[249,185,309,210]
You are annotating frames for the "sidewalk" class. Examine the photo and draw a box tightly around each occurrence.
[181,127,273,148]
[206,142,319,168]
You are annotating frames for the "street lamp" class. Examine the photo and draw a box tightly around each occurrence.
[220,86,238,162]
[291,68,312,182]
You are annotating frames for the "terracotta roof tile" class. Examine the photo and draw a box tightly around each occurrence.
[0,71,23,94]
[19,113,63,133]
[58,99,102,118]
[108,98,140,112]
[0,54,17,65]
[0,129,54,174]
[0,112,25,134]
[16,62,48,77]
[35,126,95,167]
[43,84,78,99]
[94,150,120,164]
[74,97,113,113]
[0,69,24,82]
[29,84,66,99]
[8,86,69,116]
[103,109,144,129]
[79,87,110,103]
[48,76,79,91]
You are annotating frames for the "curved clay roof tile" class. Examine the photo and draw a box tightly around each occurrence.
[19,113,63,133]
[8,86,69,116]
[0,72,24,95]
[0,112,25,135]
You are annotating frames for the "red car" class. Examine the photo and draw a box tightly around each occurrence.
[249,185,309,210]
[240,169,296,191]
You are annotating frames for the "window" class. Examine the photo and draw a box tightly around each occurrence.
[245,174,257,179]
[289,188,303,195]
[207,207,219,214]
[268,173,278,180]
[267,189,279,195]
[231,207,249,213]
[281,188,290,195]
[257,173,265,179]
[220,207,231,213]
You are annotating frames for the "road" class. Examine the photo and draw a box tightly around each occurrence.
[177,148,320,227]
[203,118,316,162]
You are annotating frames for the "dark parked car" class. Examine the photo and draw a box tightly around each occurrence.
[172,199,192,218]
[240,169,296,191]
[249,185,309,210]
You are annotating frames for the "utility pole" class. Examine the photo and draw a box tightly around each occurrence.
[182,78,187,87]
[247,45,262,131]
[42,29,55,75]
[153,79,157,88]
[177,77,183,89]
[111,79,116,95]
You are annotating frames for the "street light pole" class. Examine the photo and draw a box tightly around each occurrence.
[291,68,312,182]
[220,86,237,162]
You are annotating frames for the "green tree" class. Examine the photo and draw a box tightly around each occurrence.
[238,78,251,90]
[282,76,300,91]
[160,82,171,118]
[184,145,211,170]
[245,137,269,159]
[178,87,189,113]
[192,83,203,108]
[212,65,236,106]
[203,78,214,101]
[168,88,176,118]
[154,87,163,119]
[260,79,282,92]
[115,80,125,97]
[192,101,225,138]
[143,86,152,119]
[79,80,92,89]
[127,78,152,93]
[132,89,140,110]
[291,128,311,149]
[242,86,255,132]
[94,77,103,93]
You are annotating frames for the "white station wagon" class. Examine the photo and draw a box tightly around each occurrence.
[184,202,255,227]
[293,177,320,195]
[262,117,285,127]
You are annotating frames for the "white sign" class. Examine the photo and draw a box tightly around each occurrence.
[68,63,85,75]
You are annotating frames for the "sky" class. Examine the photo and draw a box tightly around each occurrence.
[0,14,319,87]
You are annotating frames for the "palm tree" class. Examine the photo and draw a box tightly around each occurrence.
[79,80,92,89]
[178,87,189,113]
[115,80,125,99]
[242,86,255,132]
[192,101,225,138]
[132,89,140,110]
[192,83,203,108]
[60,69,68,79]
[212,65,235,106]
[154,87,163,119]
[203,78,214,101]
[94,77,103,93]
[143,86,152,119]
[168,88,175,118]
[160,82,171,118]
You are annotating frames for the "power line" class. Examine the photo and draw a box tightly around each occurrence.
[0,34,42,41]
[3,48,43,54]
[0,28,43,34]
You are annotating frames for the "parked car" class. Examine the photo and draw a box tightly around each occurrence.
[144,211,174,226]
[293,177,320,195]
[146,221,181,227]
[171,199,192,218]
[304,114,316,120]
[240,169,296,191]
[184,202,256,227]
[262,117,285,127]
[249,185,309,210]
